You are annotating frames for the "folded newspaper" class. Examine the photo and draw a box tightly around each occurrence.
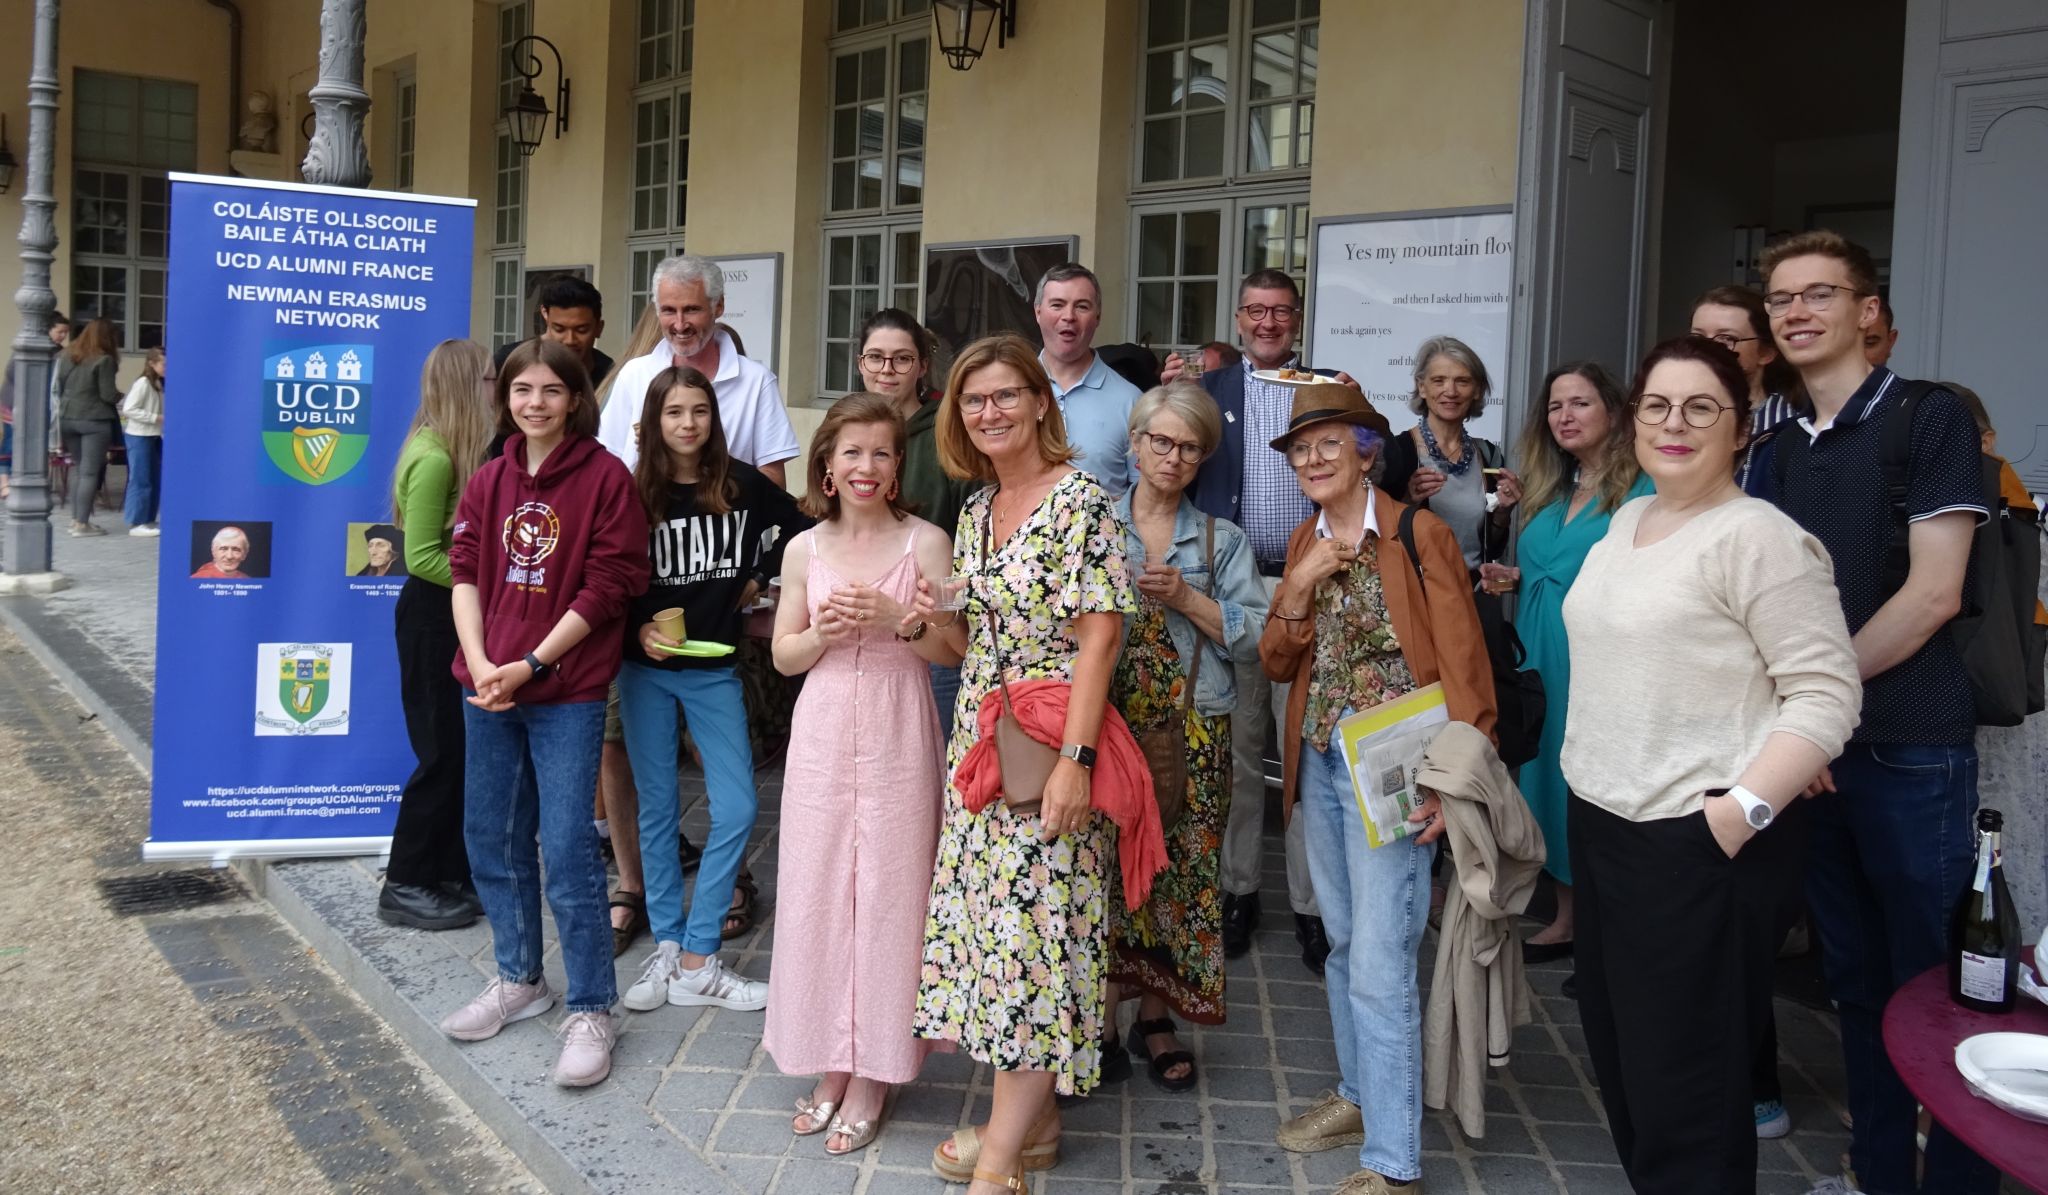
[1336,683,1449,849]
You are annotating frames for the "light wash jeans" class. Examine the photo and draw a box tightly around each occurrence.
[462,697,615,1013]
[1297,721,1434,1182]
[617,661,757,956]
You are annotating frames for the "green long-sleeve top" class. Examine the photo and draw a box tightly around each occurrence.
[899,397,979,544]
[393,430,459,587]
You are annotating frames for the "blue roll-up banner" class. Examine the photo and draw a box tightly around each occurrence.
[144,175,476,862]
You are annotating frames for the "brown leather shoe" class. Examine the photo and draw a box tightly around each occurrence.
[1276,1090,1364,1153]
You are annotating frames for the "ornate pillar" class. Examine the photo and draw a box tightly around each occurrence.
[300,0,369,188]
[4,0,65,588]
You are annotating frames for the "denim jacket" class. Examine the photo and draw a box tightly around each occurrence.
[1116,493,1268,717]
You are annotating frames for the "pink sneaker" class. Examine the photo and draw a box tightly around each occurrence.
[551,1010,618,1087]
[439,977,554,1041]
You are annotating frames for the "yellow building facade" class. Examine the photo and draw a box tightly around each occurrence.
[0,0,1524,450]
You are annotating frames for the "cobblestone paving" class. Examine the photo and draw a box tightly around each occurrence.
[7,498,1873,1194]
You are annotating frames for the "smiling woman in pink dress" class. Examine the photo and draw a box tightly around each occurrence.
[765,393,957,1156]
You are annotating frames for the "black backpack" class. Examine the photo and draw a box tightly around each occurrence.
[1395,504,1546,767]
[1775,380,2046,726]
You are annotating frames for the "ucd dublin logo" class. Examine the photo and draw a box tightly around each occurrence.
[254,642,353,736]
[262,345,373,484]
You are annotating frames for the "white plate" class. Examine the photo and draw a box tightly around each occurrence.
[1956,1032,2048,1124]
[1250,369,1325,387]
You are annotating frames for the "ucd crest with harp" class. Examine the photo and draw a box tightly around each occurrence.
[253,642,353,736]
[262,344,373,485]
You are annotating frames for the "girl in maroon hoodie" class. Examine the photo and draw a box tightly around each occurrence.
[435,339,650,1090]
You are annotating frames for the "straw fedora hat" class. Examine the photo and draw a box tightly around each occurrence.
[1266,383,1394,451]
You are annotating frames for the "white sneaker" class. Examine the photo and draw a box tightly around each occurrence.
[622,940,681,1011]
[128,524,160,537]
[1805,1177,1867,1195]
[667,954,768,1011]
[551,1010,618,1087]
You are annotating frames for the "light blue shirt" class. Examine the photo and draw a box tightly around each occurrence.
[1043,351,1141,498]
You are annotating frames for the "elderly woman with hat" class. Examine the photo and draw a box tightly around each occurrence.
[1259,384,1496,1195]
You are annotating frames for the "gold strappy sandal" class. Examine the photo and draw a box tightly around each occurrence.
[791,1094,837,1137]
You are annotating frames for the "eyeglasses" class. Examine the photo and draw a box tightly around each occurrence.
[959,386,1033,413]
[1284,436,1351,467]
[859,351,920,373]
[1140,433,1204,463]
[1635,396,1734,428]
[1237,303,1299,323]
[1763,282,1865,316]
[1698,333,1756,350]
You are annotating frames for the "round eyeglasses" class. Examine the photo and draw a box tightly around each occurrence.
[1634,396,1734,428]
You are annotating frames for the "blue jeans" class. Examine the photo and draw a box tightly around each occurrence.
[122,432,160,526]
[1806,741,1997,1195]
[1297,723,1434,1182]
[617,662,757,956]
[930,662,961,741]
[462,697,615,1013]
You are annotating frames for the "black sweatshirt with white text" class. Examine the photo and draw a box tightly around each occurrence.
[624,461,811,670]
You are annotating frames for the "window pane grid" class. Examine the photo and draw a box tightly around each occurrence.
[493,131,525,248]
[71,71,191,348]
[828,31,927,217]
[636,0,696,85]
[395,78,418,191]
[498,1,532,117]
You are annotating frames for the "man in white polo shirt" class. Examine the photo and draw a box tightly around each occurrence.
[597,254,800,485]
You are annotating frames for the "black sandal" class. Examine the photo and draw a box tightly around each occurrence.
[1127,1016,1197,1093]
[1057,1026,1130,1106]
[720,870,759,940]
[609,890,647,958]
[679,833,703,872]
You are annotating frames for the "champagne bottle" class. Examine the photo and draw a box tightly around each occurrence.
[1950,808,2019,1014]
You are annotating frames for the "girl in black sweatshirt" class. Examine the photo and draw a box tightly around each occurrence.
[615,364,810,1016]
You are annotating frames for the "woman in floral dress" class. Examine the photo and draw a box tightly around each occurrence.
[1105,382,1266,1093]
[906,334,1133,1194]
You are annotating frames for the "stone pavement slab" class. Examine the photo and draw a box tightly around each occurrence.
[0,498,1919,1194]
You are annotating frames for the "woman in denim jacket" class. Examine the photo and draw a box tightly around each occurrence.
[1103,380,1268,1093]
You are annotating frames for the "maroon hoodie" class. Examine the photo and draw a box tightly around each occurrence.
[449,432,650,705]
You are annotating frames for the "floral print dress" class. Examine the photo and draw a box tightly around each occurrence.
[913,472,1134,1096]
[1107,597,1231,1023]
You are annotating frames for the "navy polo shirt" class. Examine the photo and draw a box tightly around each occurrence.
[1769,368,1987,745]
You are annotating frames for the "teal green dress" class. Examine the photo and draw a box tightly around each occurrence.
[1516,472,1654,884]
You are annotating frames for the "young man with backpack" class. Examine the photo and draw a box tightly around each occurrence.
[1759,230,1997,1195]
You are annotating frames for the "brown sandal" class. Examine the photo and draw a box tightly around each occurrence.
[609,890,647,958]
[972,1169,1028,1193]
[720,870,759,940]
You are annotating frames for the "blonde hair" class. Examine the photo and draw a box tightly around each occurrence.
[140,346,166,391]
[935,334,1075,483]
[393,340,493,526]
[1128,380,1222,456]
[595,302,662,410]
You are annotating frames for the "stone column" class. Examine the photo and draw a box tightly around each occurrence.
[3,0,67,591]
[300,0,369,188]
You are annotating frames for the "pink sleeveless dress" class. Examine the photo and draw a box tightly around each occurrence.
[763,531,946,1083]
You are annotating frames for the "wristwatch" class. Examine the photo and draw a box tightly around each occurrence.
[523,651,552,680]
[1059,743,1097,770]
[1727,784,1772,831]
[896,621,928,642]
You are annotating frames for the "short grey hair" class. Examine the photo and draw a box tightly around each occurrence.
[214,525,249,548]
[1128,380,1222,457]
[1408,335,1492,418]
[1033,262,1101,308]
[652,254,725,304]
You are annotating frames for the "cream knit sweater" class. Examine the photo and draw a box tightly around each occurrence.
[1561,495,1861,822]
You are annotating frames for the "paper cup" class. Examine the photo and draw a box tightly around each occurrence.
[1483,467,1503,493]
[653,607,687,642]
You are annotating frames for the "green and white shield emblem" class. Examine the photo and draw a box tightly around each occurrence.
[278,653,331,724]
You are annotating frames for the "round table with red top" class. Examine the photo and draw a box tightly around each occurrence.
[1883,948,2048,1191]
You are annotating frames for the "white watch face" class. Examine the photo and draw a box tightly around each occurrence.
[1744,800,1772,829]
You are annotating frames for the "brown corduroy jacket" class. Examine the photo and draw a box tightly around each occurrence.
[1259,486,1498,816]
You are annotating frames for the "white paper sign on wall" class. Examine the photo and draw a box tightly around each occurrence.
[1308,208,1515,444]
[707,253,783,368]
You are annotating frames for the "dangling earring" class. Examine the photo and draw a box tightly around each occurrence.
[886,479,900,501]
[822,472,837,497]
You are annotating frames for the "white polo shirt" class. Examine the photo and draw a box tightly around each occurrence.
[595,328,801,472]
